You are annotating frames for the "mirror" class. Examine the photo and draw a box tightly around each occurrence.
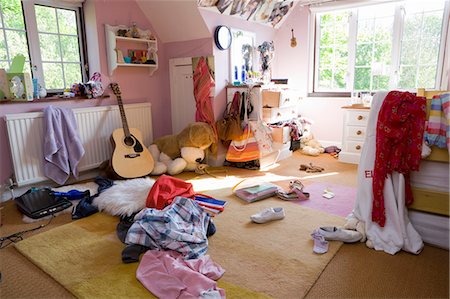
[229,28,256,84]
[214,25,232,50]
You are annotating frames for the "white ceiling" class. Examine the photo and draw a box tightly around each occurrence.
[136,0,210,43]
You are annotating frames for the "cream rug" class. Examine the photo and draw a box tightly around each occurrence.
[15,187,345,298]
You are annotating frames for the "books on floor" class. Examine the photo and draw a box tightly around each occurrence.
[233,182,279,203]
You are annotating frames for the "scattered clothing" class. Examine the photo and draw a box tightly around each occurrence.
[372,91,426,227]
[299,163,324,173]
[71,177,114,220]
[126,197,211,260]
[425,93,450,152]
[146,175,194,209]
[136,250,225,299]
[324,146,341,158]
[349,91,423,255]
[250,207,285,224]
[43,106,85,185]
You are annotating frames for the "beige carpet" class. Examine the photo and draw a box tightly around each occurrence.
[2,153,448,298]
[14,187,345,298]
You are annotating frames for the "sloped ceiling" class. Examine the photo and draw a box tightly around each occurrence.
[136,0,210,43]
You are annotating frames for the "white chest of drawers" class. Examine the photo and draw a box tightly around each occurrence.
[339,107,370,164]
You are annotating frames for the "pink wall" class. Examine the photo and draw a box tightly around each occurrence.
[199,9,276,119]
[0,0,171,186]
[272,6,311,95]
[165,37,213,60]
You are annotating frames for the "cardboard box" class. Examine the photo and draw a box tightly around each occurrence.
[271,126,291,144]
[7,72,33,101]
[0,69,10,100]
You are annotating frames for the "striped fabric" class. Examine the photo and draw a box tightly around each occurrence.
[225,126,260,162]
[425,93,450,151]
[125,196,211,260]
[193,56,218,140]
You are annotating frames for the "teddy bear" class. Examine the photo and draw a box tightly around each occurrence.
[299,117,324,156]
[148,122,217,176]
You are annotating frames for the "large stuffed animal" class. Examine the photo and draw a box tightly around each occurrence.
[148,122,217,175]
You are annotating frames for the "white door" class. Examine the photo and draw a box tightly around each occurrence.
[169,57,196,135]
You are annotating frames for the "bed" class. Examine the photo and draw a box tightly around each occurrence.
[408,88,449,249]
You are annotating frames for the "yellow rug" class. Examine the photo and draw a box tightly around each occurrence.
[15,189,345,298]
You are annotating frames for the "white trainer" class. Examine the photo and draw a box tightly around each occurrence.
[250,207,285,224]
[318,226,362,243]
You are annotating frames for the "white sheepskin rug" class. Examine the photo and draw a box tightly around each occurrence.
[93,177,155,217]
[22,177,155,223]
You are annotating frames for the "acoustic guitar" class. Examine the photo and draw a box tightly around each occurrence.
[109,82,154,178]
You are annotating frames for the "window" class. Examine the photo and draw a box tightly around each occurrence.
[0,0,86,92]
[313,0,448,94]
[229,28,255,83]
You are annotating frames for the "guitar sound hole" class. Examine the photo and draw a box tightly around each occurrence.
[124,136,135,146]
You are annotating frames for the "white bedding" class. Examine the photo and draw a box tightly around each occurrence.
[410,160,449,192]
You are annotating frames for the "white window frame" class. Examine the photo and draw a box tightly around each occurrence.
[309,0,449,95]
[22,0,86,92]
[229,28,256,84]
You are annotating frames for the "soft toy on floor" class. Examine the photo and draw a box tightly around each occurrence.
[148,122,217,175]
[299,117,324,156]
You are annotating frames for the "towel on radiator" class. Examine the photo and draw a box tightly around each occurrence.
[43,106,85,185]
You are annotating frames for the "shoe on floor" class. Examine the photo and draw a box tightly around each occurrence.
[318,226,362,243]
[250,207,285,224]
[311,229,329,254]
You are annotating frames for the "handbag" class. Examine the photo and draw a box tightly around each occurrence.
[217,91,243,142]
[225,125,260,162]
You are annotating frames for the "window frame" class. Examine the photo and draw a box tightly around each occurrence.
[308,0,450,96]
[21,0,87,93]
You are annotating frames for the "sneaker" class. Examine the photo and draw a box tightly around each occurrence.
[311,229,329,254]
[250,207,285,224]
[318,226,362,243]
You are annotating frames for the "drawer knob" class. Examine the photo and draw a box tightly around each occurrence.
[277,112,281,117]
[285,98,290,102]
[356,130,362,135]
[357,115,363,120]
[356,145,361,150]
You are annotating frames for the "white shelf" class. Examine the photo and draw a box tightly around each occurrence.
[105,24,158,76]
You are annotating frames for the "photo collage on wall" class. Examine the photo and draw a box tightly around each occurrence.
[198,0,294,27]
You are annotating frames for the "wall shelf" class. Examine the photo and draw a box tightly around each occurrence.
[105,24,158,76]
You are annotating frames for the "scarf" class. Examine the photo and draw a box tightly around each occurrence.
[372,91,426,227]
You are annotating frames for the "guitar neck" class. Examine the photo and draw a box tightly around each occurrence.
[116,94,131,137]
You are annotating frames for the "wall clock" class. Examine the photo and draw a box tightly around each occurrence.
[214,25,232,50]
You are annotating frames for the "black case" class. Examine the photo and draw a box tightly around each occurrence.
[14,188,72,219]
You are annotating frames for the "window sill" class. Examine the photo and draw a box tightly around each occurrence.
[308,92,351,98]
[0,95,110,105]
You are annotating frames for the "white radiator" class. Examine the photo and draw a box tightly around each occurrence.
[5,103,153,187]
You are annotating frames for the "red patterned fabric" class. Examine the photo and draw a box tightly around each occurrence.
[193,57,218,140]
[372,91,426,227]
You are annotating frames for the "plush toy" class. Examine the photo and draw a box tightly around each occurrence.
[148,122,217,176]
[300,134,325,156]
[299,117,324,156]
